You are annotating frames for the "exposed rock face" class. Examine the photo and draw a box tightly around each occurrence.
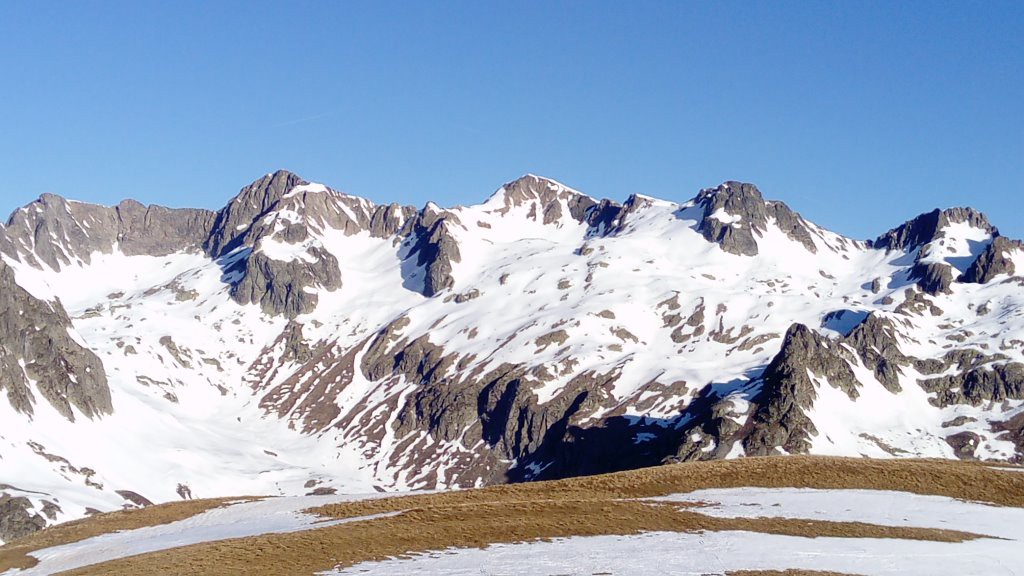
[203,170,396,316]
[844,314,907,392]
[596,194,655,236]
[872,207,994,252]
[919,360,1024,407]
[695,182,764,256]
[694,182,816,256]
[111,200,217,257]
[494,175,597,224]
[961,236,1022,283]
[368,203,419,238]
[584,199,624,235]
[912,261,956,295]
[227,247,342,318]
[0,193,215,270]
[0,260,111,420]
[992,412,1024,464]
[740,314,910,456]
[345,316,622,486]
[945,431,981,460]
[743,325,848,455]
[205,170,307,258]
[401,207,462,297]
[872,208,996,295]
[0,494,46,543]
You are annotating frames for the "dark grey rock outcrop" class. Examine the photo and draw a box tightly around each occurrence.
[204,170,382,316]
[694,182,764,256]
[227,247,341,318]
[0,194,215,270]
[401,207,463,297]
[871,207,994,252]
[872,208,996,294]
[596,194,654,236]
[961,236,1022,284]
[911,261,956,295]
[0,494,46,543]
[693,182,817,256]
[992,412,1024,464]
[112,200,217,257]
[584,199,624,235]
[368,203,419,238]
[495,174,597,225]
[741,313,910,456]
[919,360,1024,408]
[844,314,907,392]
[0,260,112,421]
[945,431,981,460]
[743,324,853,455]
[205,170,307,258]
[353,316,616,486]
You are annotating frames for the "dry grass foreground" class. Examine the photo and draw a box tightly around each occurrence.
[0,497,255,572]
[4,456,1023,576]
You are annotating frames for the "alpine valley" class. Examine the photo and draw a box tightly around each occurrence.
[2,171,1023,543]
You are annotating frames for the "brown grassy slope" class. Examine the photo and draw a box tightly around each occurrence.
[729,572,862,576]
[0,497,254,572]
[64,500,982,576]
[310,454,1024,523]
[48,456,1024,576]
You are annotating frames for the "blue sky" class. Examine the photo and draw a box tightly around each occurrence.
[1,1,1022,239]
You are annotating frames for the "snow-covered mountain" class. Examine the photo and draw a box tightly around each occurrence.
[2,170,1023,542]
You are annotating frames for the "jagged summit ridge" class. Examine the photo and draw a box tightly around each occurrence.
[3,171,1007,270]
[692,181,822,256]
[871,207,995,252]
[485,174,598,225]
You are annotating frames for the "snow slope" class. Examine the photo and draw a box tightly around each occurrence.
[2,493,401,576]
[326,488,1024,576]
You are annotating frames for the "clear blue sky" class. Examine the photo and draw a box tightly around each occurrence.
[1,1,1022,239]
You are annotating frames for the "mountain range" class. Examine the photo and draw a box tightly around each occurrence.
[2,170,1023,543]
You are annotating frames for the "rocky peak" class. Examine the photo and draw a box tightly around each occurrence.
[205,170,307,258]
[741,313,911,456]
[1,193,116,269]
[400,205,463,297]
[742,324,833,455]
[368,203,419,238]
[584,199,624,235]
[873,207,997,295]
[961,236,1023,284]
[1,193,215,270]
[490,174,598,224]
[871,207,995,252]
[205,171,357,318]
[591,194,656,236]
[693,182,816,256]
[111,200,216,257]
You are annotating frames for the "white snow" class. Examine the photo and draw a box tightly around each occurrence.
[917,220,993,273]
[3,493,401,576]
[325,488,1024,575]
[709,207,742,225]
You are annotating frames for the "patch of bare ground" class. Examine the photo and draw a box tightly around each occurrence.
[728,571,863,576]
[44,456,1023,576]
[0,497,255,572]
[62,500,982,576]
